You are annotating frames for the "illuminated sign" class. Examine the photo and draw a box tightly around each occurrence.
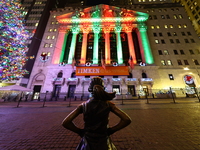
[76,66,129,76]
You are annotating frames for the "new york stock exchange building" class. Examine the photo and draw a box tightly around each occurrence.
[28,4,200,100]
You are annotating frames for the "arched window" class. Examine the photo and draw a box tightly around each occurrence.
[57,71,63,78]
[142,73,147,78]
[71,72,76,78]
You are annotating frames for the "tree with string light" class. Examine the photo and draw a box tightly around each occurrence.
[0,0,30,82]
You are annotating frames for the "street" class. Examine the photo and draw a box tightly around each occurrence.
[0,98,200,150]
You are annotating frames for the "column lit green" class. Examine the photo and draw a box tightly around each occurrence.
[138,24,154,64]
[92,25,100,64]
[68,26,79,64]
[115,25,123,64]
[60,32,69,63]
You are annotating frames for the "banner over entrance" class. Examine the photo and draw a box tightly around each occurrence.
[76,66,129,76]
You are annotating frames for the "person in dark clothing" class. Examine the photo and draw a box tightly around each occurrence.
[62,77,131,150]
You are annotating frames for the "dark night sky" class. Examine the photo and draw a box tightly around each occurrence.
[86,0,110,6]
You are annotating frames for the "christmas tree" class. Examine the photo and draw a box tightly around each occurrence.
[0,0,30,82]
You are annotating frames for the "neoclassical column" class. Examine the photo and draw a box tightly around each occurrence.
[67,25,80,64]
[92,24,101,64]
[104,25,111,64]
[59,30,70,63]
[80,25,90,64]
[125,24,137,64]
[52,27,67,64]
[137,23,154,64]
[115,25,123,64]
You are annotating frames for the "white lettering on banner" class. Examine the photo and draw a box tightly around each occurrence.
[77,68,100,74]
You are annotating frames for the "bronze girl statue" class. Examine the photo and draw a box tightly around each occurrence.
[62,77,131,150]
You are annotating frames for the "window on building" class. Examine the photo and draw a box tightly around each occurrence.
[196,6,199,11]
[193,59,199,65]
[44,43,49,47]
[49,43,53,47]
[169,24,173,28]
[49,28,53,32]
[159,33,163,36]
[190,39,195,43]
[161,15,165,19]
[195,49,200,54]
[47,35,51,39]
[178,24,181,28]
[192,10,196,15]
[189,49,194,54]
[177,60,182,65]
[179,14,183,19]
[161,60,166,66]
[53,29,57,32]
[183,24,187,28]
[57,71,63,78]
[184,60,189,65]
[155,39,159,44]
[158,50,163,55]
[153,15,157,19]
[181,32,186,36]
[167,60,172,66]
[174,14,177,19]
[173,32,177,36]
[151,25,155,29]
[153,33,157,36]
[164,25,168,28]
[176,39,180,43]
[173,50,178,55]
[166,15,170,19]
[184,39,189,43]
[161,39,165,44]
[187,32,191,35]
[167,32,171,36]
[156,25,160,29]
[168,74,174,80]
[149,15,152,19]
[51,21,55,25]
[170,39,174,43]
[164,50,169,55]
[52,36,55,40]
[180,50,185,55]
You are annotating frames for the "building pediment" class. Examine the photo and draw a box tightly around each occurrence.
[56,4,149,24]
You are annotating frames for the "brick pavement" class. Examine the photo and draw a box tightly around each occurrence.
[0,98,200,150]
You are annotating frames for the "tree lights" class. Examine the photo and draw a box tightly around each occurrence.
[0,0,30,82]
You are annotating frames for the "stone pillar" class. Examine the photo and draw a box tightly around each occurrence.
[115,25,123,64]
[137,24,154,64]
[59,30,69,63]
[80,25,89,64]
[92,24,101,64]
[125,24,137,64]
[52,27,66,64]
[67,25,79,64]
[104,25,111,64]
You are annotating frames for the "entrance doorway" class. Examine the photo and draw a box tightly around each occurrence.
[143,86,149,96]
[33,85,41,100]
[112,85,120,94]
[53,85,61,98]
[68,85,76,98]
[128,85,136,96]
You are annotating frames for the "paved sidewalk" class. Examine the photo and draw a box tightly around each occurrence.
[0,98,200,150]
